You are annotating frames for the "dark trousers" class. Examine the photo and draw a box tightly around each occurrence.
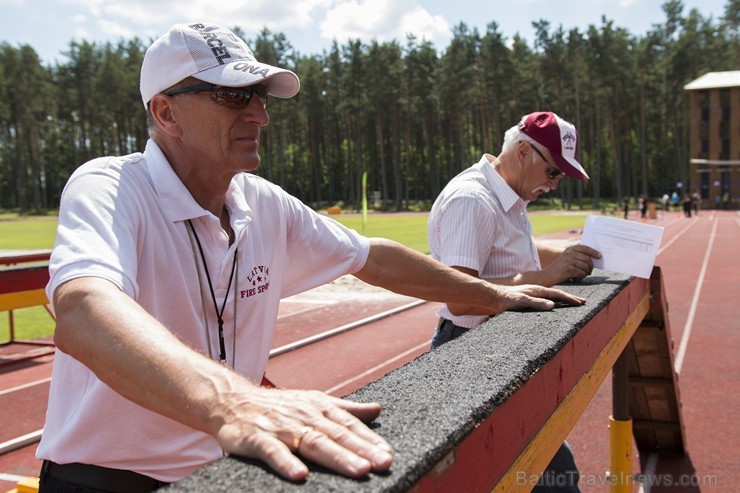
[431,318,581,492]
[39,460,168,493]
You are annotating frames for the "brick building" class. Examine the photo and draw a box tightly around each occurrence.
[684,70,740,209]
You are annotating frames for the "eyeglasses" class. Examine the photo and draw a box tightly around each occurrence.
[524,141,565,180]
[163,83,268,109]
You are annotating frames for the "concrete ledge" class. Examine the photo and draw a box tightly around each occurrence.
[165,269,639,492]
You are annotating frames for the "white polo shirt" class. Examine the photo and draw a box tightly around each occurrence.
[38,139,370,481]
[428,154,540,329]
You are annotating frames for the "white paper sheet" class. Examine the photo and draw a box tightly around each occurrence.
[581,215,664,279]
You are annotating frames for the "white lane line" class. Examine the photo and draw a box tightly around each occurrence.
[0,429,43,455]
[637,452,660,493]
[280,298,338,305]
[638,214,717,492]
[656,219,698,256]
[674,216,718,374]
[323,340,431,396]
[277,303,335,321]
[0,472,30,483]
[270,300,426,357]
[0,377,51,396]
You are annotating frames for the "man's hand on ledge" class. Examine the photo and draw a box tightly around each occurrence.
[499,284,587,312]
[215,386,393,482]
[449,283,587,315]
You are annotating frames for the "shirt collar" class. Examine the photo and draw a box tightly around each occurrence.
[144,139,252,225]
[477,154,528,212]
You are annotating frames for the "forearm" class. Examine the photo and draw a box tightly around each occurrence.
[53,277,393,480]
[536,241,565,268]
[446,270,557,315]
[481,269,559,288]
[354,238,507,314]
[53,277,252,438]
[508,269,559,287]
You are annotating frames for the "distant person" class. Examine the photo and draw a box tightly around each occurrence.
[671,191,680,209]
[722,191,730,209]
[662,193,670,212]
[428,111,602,492]
[691,192,700,215]
[682,194,692,217]
[639,194,647,219]
[623,196,630,219]
[37,23,584,493]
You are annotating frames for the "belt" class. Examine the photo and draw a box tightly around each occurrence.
[42,460,168,493]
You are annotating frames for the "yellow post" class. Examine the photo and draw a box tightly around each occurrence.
[15,476,40,493]
[609,416,633,493]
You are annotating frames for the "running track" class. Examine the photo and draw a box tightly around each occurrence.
[0,209,737,492]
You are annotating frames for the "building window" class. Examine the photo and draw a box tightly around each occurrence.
[699,90,710,121]
[719,89,730,124]
[721,169,730,195]
[699,120,709,140]
[700,139,709,159]
[721,139,730,160]
[720,120,729,139]
[700,173,709,199]
[719,88,730,104]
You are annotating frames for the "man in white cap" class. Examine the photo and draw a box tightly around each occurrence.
[428,112,602,492]
[37,25,584,492]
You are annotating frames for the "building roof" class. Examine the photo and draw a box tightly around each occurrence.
[684,71,740,91]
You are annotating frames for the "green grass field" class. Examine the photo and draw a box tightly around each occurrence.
[0,216,58,341]
[0,215,58,250]
[1,211,589,341]
[331,212,588,253]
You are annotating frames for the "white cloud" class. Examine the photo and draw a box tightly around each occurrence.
[96,19,137,39]
[52,0,339,53]
[72,27,91,42]
[66,0,327,32]
[64,0,104,17]
[43,0,452,53]
[320,0,450,46]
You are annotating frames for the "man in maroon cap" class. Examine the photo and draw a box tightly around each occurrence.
[427,111,602,492]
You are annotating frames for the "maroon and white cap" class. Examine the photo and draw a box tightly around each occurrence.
[140,22,300,108]
[518,112,589,180]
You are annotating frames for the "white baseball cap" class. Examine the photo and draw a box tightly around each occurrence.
[140,22,300,108]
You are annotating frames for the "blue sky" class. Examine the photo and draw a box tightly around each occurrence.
[1,0,731,65]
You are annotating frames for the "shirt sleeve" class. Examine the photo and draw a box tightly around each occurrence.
[279,193,370,297]
[47,158,142,301]
[432,193,496,274]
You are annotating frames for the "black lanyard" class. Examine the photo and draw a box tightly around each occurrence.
[187,219,238,363]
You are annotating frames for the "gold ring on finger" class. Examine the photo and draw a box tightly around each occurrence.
[292,426,313,450]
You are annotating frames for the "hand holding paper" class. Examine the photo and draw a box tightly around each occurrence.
[581,215,663,279]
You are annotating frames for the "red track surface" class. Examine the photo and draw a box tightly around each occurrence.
[1,209,737,492]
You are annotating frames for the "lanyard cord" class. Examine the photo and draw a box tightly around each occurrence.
[187,219,238,364]
[186,227,212,360]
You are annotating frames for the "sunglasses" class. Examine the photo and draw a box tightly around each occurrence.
[525,141,565,180]
[163,83,268,109]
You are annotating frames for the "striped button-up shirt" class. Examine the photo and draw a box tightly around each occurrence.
[428,154,540,328]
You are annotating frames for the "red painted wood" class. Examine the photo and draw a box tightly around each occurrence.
[0,265,49,294]
[414,277,650,492]
[0,250,51,265]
